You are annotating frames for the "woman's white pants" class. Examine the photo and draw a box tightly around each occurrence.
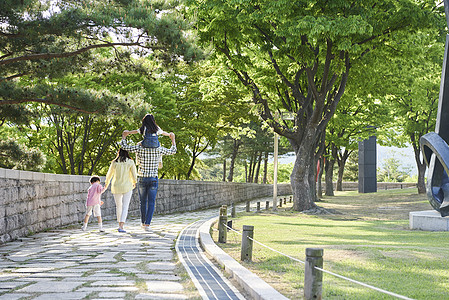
[113,190,132,223]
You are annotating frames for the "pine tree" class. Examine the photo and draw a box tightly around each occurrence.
[0,0,200,123]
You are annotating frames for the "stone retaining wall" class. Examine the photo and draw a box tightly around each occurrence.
[0,168,292,243]
[327,182,416,191]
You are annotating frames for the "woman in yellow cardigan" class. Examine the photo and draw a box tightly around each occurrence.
[103,149,137,233]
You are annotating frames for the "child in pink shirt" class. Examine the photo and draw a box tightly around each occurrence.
[82,176,105,232]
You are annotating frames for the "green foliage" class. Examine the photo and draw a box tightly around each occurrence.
[166,61,253,179]
[361,28,443,191]
[186,0,439,208]
[1,0,200,123]
[0,138,45,171]
[220,162,293,184]
[378,157,412,182]
[342,151,358,182]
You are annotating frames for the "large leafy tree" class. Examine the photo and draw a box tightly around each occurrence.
[187,0,438,210]
[168,61,251,179]
[322,52,395,195]
[375,30,442,193]
[324,100,383,195]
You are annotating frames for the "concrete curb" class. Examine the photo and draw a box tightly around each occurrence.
[198,217,289,300]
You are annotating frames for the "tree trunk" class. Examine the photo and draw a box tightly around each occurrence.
[324,157,335,196]
[244,161,248,182]
[417,162,426,194]
[411,132,427,194]
[263,151,268,184]
[336,156,344,192]
[77,116,92,175]
[248,154,254,183]
[254,152,262,183]
[324,143,338,196]
[290,129,318,211]
[55,126,68,174]
[227,139,240,182]
[317,156,324,198]
[336,149,351,191]
[336,161,345,191]
[223,159,226,182]
[186,155,196,180]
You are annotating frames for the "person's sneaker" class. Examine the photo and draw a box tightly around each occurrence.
[81,225,87,231]
[144,226,151,232]
[99,228,105,232]
[118,228,126,233]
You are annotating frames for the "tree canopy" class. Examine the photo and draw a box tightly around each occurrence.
[186,0,441,210]
[0,0,446,207]
[1,0,200,121]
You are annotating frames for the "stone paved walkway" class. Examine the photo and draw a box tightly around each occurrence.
[0,207,222,300]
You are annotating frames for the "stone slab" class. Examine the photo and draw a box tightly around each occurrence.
[0,281,28,289]
[20,278,55,282]
[27,272,84,278]
[31,292,91,300]
[136,274,181,281]
[136,293,188,299]
[0,293,31,300]
[77,286,139,292]
[146,262,176,271]
[17,281,83,293]
[90,280,135,286]
[146,281,184,293]
[410,210,449,231]
[12,267,55,273]
[97,292,127,298]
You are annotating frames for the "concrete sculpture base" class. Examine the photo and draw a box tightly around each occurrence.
[410,210,449,231]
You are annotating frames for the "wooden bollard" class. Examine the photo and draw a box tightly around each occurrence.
[284,197,287,204]
[304,248,323,300]
[290,196,292,203]
[246,201,250,212]
[218,206,227,243]
[265,201,269,210]
[279,198,283,207]
[241,225,254,262]
[231,202,236,218]
[256,201,261,212]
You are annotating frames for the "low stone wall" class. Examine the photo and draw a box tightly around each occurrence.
[324,182,416,191]
[0,168,292,243]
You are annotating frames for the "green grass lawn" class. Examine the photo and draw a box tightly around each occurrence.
[213,189,449,299]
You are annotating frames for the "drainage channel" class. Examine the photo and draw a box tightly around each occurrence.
[176,220,245,300]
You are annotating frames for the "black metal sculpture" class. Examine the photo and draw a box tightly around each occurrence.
[420,0,449,217]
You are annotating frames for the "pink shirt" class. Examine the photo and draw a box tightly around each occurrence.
[86,182,104,206]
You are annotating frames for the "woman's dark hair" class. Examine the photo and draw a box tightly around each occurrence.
[139,114,159,134]
[115,149,131,163]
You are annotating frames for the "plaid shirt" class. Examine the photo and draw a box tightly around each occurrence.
[120,139,176,178]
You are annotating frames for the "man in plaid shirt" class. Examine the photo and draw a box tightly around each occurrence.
[120,131,176,231]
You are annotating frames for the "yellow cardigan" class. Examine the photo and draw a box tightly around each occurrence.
[104,158,137,194]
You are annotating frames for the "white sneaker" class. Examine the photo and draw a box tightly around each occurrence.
[99,228,105,232]
[81,225,87,231]
[144,226,151,232]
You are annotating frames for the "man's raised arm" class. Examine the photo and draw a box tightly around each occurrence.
[119,131,140,152]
